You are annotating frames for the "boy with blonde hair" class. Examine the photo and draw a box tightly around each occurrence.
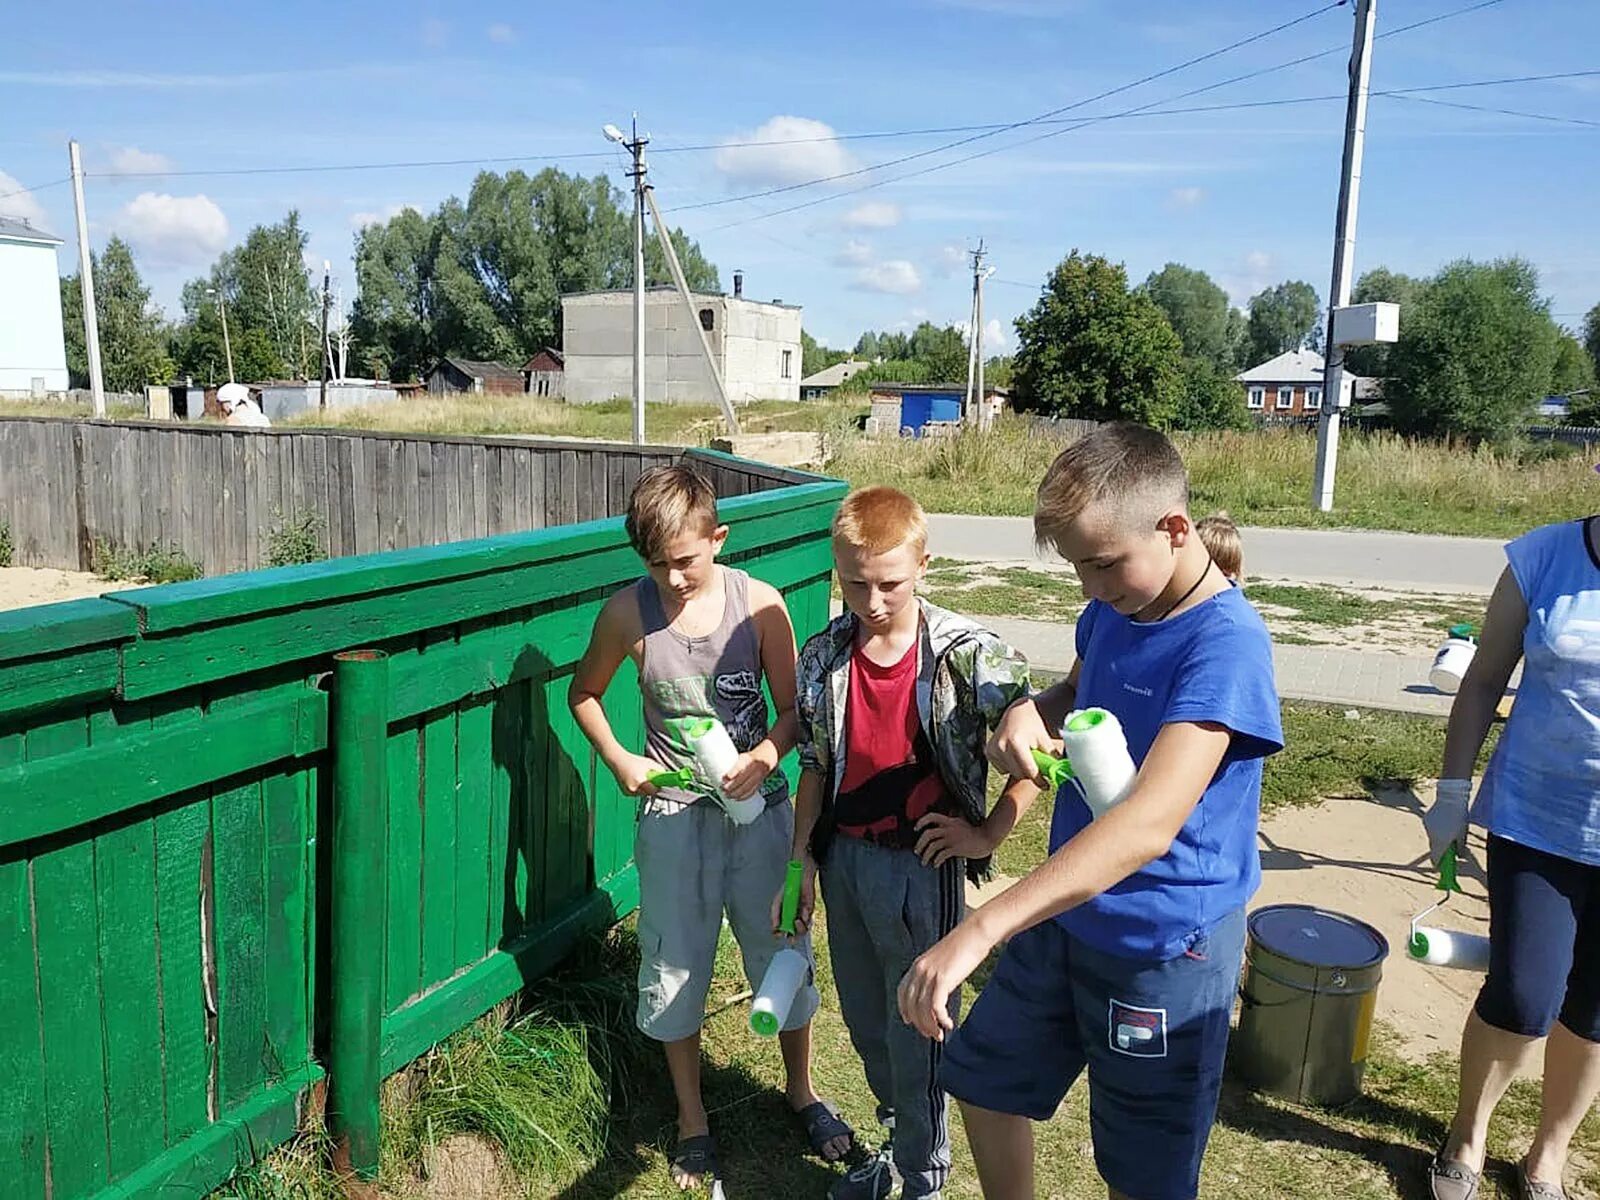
[570,464,854,1192]
[786,485,1036,1200]
[1196,511,1243,582]
[898,424,1283,1200]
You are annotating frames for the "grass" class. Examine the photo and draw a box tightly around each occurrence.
[214,701,1554,1200]
[0,398,146,420]
[829,418,1597,538]
[1248,582,1485,634]
[264,508,328,567]
[0,519,11,568]
[919,556,1084,623]
[91,537,202,584]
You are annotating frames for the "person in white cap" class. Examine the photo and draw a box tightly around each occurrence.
[217,382,271,428]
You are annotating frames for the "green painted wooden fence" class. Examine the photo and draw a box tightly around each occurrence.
[0,455,844,1199]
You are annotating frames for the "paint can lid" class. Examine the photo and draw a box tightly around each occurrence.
[1250,904,1389,968]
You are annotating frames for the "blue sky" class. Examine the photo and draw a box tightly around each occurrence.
[3,0,1597,356]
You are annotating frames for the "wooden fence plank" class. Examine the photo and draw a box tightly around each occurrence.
[419,705,457,988]
[96,815,166,1179]
[0,857,48,1199]
[384,724,421,1012]
[486,682,516,949]
[453,699,492,970]
[154,798,211,1147]
[263,766,310,1082]
[213,779,268,1109]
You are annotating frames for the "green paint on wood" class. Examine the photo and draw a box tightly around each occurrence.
[418,712,457,989]
[212,781,268,1109]
[263,767,311,1084]
[0,858,47,1199]
[95,816,166,1180]
[0,691,327,850]
[0,597,135,665]
[154,800,210,1148]
[0,644,122,723]
[93,1065,321,1200]
[384,725,421,1013]
[453,699,493,972]
[486,687,516,951]
[544,678,589,915]
[597,657,643,889]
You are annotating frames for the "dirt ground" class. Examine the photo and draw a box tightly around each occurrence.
[0,566,114,613]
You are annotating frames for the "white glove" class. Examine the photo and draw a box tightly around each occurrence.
[1423,778,1471,867]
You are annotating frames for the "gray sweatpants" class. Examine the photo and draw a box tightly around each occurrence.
[821,836,965,1200]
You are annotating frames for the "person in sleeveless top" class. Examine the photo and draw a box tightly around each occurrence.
[1423,514,1600,1200]
[570,465,855,1192]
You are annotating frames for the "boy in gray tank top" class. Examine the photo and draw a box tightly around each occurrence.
[570,465,856,1191]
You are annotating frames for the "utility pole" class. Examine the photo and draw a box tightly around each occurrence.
[67,140,105,417]
[976,252,990,430]
[1311,0,1376,512]
[208,286,235,383]
[963,242,984,424]
[320,260,332,409]
[605,119,649,444]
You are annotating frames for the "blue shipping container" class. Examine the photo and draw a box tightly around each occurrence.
[899,390,963,435]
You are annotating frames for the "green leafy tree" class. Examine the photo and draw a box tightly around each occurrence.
[984,355,1015,391]
[1171,359,1251,431]
[60,236,173,391]
[170,311,285,384]
[1012,250,1184,425]
[1551,334,1596,399]
[1141,264,1242,371]
[346,169,717,380]
[1385,257,1560,441]
[854,331,881,360]
[1583,301,1600,380]
[801,331,850,378]
[1343,267,1427,379]
[907,322,969,383]
[1244,280,1321,366]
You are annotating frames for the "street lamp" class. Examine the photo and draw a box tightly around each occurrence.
[205,285,235,384]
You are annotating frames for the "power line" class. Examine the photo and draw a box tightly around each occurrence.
[1384,91,1600,129]
[665,1,1347,215]
[0,176,70,203]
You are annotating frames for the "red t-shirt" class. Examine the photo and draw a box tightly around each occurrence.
[835,637,948,846]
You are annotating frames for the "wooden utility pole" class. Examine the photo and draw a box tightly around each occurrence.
[67,140,105,416]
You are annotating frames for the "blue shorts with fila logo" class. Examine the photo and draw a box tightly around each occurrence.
[939,907,1247,1200]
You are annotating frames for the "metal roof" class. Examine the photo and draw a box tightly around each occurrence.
[799,360,871,388]
[0,216,63,246]
[1235,348,1370,387]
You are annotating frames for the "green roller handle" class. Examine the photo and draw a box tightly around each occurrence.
[1439,843,1462,894]
[779,859,804,935]
[647,765,695,790]
[1031,747,1076,788]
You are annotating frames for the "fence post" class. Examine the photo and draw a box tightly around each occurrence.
[327,649,389,1181]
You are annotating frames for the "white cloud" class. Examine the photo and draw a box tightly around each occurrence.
[349,203,417,230]
[421,18,449,47]
[853,260,923,295]
[113,193,229,268]
[487,22,516,43]
[104,146,176,176]
[0,169,53,232]
[956,316,1012,353]
[1168,186,1205,209]
[1221,250,1277,308]
[841,201,902,230]
[715,116,856,187]
[935,243,968,277]
[833,239,874,267]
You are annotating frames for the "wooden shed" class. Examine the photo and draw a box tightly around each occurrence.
[522,348,564,398]
[425,357,526,397]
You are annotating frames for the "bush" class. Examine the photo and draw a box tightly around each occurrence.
[93,538,202,584]
[266,508,328,567]
[0,520,11,569]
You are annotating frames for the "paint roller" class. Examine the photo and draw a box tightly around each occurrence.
[683,717,766,826]
[1408,843,1491,971]
[1030,707,1138,820]
[751,860,809,1038]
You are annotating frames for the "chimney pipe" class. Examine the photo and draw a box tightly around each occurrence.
[733,270,743,299]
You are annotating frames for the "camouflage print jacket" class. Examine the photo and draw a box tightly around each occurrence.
[796,599,1032,883]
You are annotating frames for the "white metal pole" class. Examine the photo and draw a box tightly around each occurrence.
[631,121,647,445]
[643,187,740,435]
[976,265,987,430]
[219,292,235,383]
[68,140,106,416]
[1312,0,1376,513]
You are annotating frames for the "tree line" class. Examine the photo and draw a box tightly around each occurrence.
[59,168,718,391]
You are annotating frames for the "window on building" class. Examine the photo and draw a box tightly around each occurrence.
[782,349,793,379]
[1305,386,1322,410]
[699,308,715,332]
[1277,386,1294,410]
[1247,386,1265,410]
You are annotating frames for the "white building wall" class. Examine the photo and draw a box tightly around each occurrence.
[562,290,801,406]
[0,238,69,395]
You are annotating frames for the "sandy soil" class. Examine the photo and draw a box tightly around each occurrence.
[0,566,114,613]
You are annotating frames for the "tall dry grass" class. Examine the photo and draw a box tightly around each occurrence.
[827,419,1596,537]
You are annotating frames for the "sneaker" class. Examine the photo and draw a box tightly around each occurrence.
[829,1144,898,1200]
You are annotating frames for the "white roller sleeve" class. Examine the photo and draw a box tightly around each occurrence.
[687,717,764,826]
[1060,708,1138,820]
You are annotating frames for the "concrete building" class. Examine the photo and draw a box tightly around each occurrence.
[0,217,69,397]
[560,285,802,406]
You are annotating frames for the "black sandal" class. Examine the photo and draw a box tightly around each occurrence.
[795,1101,856,1163]
[670,1133,719,1189]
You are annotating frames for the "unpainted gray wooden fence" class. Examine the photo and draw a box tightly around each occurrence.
[0,418,817,576]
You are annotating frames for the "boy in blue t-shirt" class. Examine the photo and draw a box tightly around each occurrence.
[897,422,1283,1200]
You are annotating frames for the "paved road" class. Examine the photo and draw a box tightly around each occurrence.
[927,514,1507,594]
[981,614,1467,717]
